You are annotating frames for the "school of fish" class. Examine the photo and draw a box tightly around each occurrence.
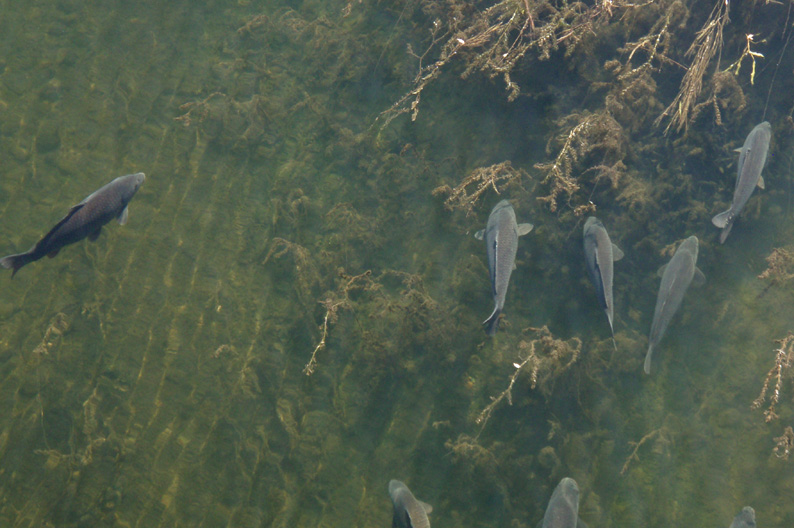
[0,122,771,526]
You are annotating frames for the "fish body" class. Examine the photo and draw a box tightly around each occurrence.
[389,480,432,528]
[712,121,771,243]
[0,172,145,276]
[729,506,756,528]
[475,200,533,335]
[541,478,581,528]
[583,217,623,343]
[645,236,704,374]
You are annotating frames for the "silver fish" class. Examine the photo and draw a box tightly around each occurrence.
[475,200,533,335]
[644,236,705,374]
[712,121,771,243]
[389,480,432,528]
[0,172,145,277]
[729,506,756,528]
[541,478,585,528]
[583,217,624,346]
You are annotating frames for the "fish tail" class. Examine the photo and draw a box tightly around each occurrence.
[482,307,502,336]
[711,210,731,228]
[643,345,653,374]
[0,253,32,278]
[718,222,733,244]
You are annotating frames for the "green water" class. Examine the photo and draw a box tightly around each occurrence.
[1,0,793,526]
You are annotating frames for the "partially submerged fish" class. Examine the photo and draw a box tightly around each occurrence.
[712,121,771,243]
[541,478,587,528]
[0,172,145,277]
[389,480,432,528]
[644,236,705,374]
[583,217,624,346]
[729,506,756,528]
[475,200,533,335]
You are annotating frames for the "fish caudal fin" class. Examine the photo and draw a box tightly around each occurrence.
[483,307,502,336]
[711,210,731,228]
[712,210,734,244]
[643,346,653,374]
[718,222,733,244]
[0,253,33,278]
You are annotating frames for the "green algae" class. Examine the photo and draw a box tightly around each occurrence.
[0,0,794,527]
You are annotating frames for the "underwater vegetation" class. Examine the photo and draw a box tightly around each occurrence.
[1,0,794,527]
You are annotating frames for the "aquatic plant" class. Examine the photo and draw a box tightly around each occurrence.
[476,325,581,431]
[752,332,794,423]
[655,0,730,134]
[432,160,529,215]
[304,270,376,375]
[758,247,794,287]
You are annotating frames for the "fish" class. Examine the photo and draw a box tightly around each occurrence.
[729,506,756,528]
[728,506,756,528]
[583,217,624,347]
[712,121,771,243]
[389,480,432,528]
[644,236,705,374]
[475,200,533,335]
[540,477,588,528]
[0,172,145,277]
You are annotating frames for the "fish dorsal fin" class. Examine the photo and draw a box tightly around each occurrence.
[419,501,433,515]
[612,244,624,261]
[474,229,485,240]
[517,223,534,236]
[692,267,706,287]
[757,175,765,190]
[392,509,408,528]
[657,263,667,278]
[118,205,129,225]
[36,203,85,249]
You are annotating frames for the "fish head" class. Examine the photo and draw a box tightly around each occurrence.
[583,216,599,232]
[388,480,405,498]
[681,235,699,258]
[130,172,146,191]
[558,477,579,500]
[117,172,146,202]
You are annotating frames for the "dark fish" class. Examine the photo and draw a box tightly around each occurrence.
[540,478,588,528]
[0,172,145,277]
[712,121,771,243]
[389,480,432,528]
[475,200,533,335]
[645,236,705,374]
[583,217,623,346]
[729,506,756,528]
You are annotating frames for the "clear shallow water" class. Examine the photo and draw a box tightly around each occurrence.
[0,1,793,527]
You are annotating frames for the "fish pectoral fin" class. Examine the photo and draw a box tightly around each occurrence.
[612,244,624,261]
[517,223,534,236]
[118,205,129,225]
[88,228,102,242]
[47,248,60,258]
[757,175,765,189]
[656,264,668,278]
[692,267,706,287]
[418,500,433,515]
